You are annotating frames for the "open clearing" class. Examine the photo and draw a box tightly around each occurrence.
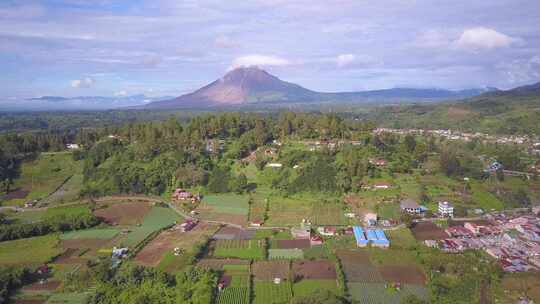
[411,222,447,241]
[0,235,63,267]
[60,228,119,240]
[292,260,336,280]
[135,222,217,267]
[213,239,266,260]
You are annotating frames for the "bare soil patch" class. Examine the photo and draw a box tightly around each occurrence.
[54,248,85,264]
[378,265,426,284]
[292,260,336,280]
[411,222,447,241]
[276,239,311,249]
[94,202,152,225]
[2,188,30,200]
[135,222,217,267]
[212,226,255,240]
[197,258,250,270]
[23,281,61,291]
[252,261,290,281]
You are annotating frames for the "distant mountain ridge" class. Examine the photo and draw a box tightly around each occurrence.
[144,66,498,109]
[1,95,172,111]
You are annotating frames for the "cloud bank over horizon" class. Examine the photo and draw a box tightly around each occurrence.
[0,0,539,98]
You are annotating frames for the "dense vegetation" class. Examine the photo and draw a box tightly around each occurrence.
[0,205,100,241]
[0,266,31,304]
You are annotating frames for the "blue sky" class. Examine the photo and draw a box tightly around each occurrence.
[1,0,539,98]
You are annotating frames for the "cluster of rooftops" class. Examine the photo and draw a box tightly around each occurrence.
[353,226,389,248]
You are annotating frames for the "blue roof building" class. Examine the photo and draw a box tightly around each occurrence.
[353,226,368,247]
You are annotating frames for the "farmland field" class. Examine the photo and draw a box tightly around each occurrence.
[379,265,426,284]
[292,260,337,280]
[292,280,337,297]
[46,292,91,304]
[265,197,312,226]
[253,281,292,304]
[200,194,250,215]
[213,239,266,260]
[197,258,250,270]
[216,287,249,304]
[93,201,153,225]
[470,182,504,211]
[411,222,447,241]
[268,249,304,260]
[385,228,418,249]
[136,222,218,270]
[1,153,81,206]
[348,282,429,304]
[337,250,383,283]
[252,261,290,281]
[122,206,181,247]
[60,228,119,240]
[309,201,348,225]
[0,234,63,267]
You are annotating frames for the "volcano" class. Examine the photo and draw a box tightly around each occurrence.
[144,66,494,109]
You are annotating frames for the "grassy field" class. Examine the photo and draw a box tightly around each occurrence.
[0,234,63,267]
[1,153,82,206]
[266,197,313,226]
[470,182,504,211]
[60,228,120,240]
[5,209,47,224]
[46,203,92,218]
[386,228,418,249]
[310,201,348,225]
[201,194,250,215]
[122,206,181,247]
[213,240,266,260]
[292,280,337,297]
[268,249,304,260]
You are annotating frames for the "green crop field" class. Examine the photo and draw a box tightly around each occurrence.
[292,280,337,297]
[266,197,313,226]
[46,204,92,218]
[216,287,250,304]
[5,209,47,224]
[60,228,120,240]
[368,249,419,267]
[268,249,304,260]
[386,228,417,249]
[41,173,84,206]
[214,240,265,260]
[0,234,63,267]
[253,281,292,304]
[122,206,181,247]
[348,282,429,304]
[470,182,504,211]
[1,153,82,206]
[310,201,348,225]
[201,194,250,215]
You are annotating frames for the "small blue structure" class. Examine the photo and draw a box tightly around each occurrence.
[366,229,378,241]
[353,226,368,247]
[373,229,390,248]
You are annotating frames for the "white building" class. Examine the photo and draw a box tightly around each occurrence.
[438,201,454,217]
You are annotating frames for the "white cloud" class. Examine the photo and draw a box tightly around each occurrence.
[114,90,128,96]
[336,54,356,67]
[231,55,291,69]
[71,77,95,88]
[455,27,515,51]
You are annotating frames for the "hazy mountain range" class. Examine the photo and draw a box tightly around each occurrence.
[144,66,498,109]
[3,66,540,111]
[0,94,172,111]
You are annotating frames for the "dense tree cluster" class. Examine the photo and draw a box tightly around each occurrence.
[0,266,31,304]
[0,207,100,241]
